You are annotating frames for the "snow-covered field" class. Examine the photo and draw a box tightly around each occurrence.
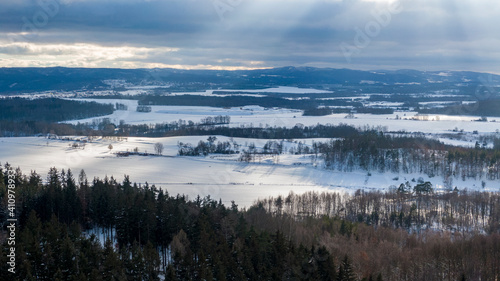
[66,100,303,128]
[1,136,499,208]
[4,86,500,207]
[169,86,333,95]
[67,98,500,135]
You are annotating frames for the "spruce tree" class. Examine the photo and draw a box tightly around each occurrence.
[316,246,337,281]
[102,239,125,280]
[165,264,178,281]
[144,241,161,280]
[337,255,356,281]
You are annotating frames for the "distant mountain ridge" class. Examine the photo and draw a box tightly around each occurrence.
[1,66,499,94]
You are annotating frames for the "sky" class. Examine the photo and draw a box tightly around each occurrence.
[0,0,499,73]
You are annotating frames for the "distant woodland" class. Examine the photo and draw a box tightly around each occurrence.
[419,99,500,117]
[0,98,114,122]
[0,165,499,280]
[303,107,393,116]
[138,94,360,110]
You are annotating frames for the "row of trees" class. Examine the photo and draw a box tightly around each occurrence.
[138,94,360,110]
[199,115,230,125]
[303,107,394,117]
[114,116,232,137]
[177,137,239,156]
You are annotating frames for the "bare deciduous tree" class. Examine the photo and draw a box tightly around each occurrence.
[154,142,164,155]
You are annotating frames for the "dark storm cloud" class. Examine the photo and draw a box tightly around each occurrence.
[0,0,499,72]
[0,0,216,41]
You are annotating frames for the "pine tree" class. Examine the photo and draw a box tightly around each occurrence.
[102,239,125,280]
[337,255,356,281]
[337,264,345,281]
[47,167,60,189]
[78,169,88,187]
[316,246,337,281]
[53,268,64,281]
[58,235,78,280]
[16,244,35,281]
[20,211,44,277]
[0,165,5,198]
[77,169,90,227]
[165,264,178,281]
[78,234,103,277]
[129,241,146,280]
[62,169,81,224]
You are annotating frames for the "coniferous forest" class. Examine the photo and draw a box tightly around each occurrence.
[1,164,499,280]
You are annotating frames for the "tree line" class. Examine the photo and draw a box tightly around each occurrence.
[177,136,239,156]
[0,98,114,122]
[138,94,360,110]
[303,107,394,116]
[0,117,360,138]
[419,99,500,117]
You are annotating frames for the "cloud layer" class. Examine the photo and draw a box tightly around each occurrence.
[0,0,499,72]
